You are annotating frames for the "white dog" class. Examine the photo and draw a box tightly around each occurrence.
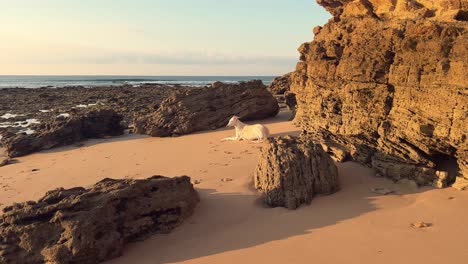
[222,116,270,142]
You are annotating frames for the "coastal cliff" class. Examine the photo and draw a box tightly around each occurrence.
[291,0,467,185]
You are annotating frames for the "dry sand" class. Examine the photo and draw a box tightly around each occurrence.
[1,111,467,264]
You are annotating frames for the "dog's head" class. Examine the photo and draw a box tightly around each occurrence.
[227,116,239,127]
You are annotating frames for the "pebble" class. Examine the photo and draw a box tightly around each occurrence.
[371,188,394,195]
[411,221,432,228]
[221,178,233,182]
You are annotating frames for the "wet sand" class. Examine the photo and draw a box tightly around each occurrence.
[1,111,467,264]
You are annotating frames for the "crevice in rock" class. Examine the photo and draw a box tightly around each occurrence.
[430,153,461,185]
[454,10,468,21]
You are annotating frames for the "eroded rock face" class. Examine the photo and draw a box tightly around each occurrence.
[0,176,199,264]
[254,136,340,209]
[2,108,124,158]
[135,80,279,137]
[290,0,467,185]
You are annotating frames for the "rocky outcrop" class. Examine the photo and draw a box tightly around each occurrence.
[135,80,279,137]
[2,108,124,157]
[268,73,293,95]
[254,136,340,209]
[0,176,199,264]
[0,84,189,127]
[268,73,297,119]
[290,0,467,186]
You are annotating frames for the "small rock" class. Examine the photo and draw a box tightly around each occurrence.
[411,221,432,228]
[371,188,394,195]
[0,157,10,167]
[31,169,40,172]
[398,179,419,190]
[221,178,233,182]
[192,179,202,185]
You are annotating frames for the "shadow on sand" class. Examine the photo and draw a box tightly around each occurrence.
[107,162,432,264]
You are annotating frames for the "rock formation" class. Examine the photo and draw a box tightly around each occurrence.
[290,0,467,186]
[0,84,190,127]
[135,80,279,137]
[268,73,297,119]
[0,176,199,264]
[2,108,124,158]
[268,73,293,95]
[254,136,340,209]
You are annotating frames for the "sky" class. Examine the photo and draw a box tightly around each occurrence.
[0,0,330,76]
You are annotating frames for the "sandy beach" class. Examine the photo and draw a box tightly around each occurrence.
[1,111,467,264]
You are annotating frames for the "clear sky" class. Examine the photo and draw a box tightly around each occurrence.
[0,0,330,76]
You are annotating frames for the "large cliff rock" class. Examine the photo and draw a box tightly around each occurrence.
[2,108,124,158]
[0,176,199,264]
[291,0,467,186]
[254,136,340,209]
[135,80,279,137]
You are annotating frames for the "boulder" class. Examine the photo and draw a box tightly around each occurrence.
[2,108,124,158]
[134,80,279,137]
[290,0,468,185]
[268,72,293,95]
[254,136,340,209]
[0,176,199,264]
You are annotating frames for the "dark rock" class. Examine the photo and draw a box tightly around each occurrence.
[284,91,297,119]
[268,72,292,95]
[0,84,190,130]
[135,80,279,137]
[3,108,124,158]
[254,136,340,209]
[0,176,199,264]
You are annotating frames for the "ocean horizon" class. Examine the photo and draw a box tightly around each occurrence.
[0,75,276,89]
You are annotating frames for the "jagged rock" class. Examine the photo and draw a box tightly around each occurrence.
[290,0,468,185]
[135,80,279,137]
[0,176,199,264]
[0,84,190,127]
[268,73,293,95]
[320,142,349,162]
[452,177,468,191]
[2,108,124,158]
[254,136,340,209]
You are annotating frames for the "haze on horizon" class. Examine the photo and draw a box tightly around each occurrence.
[0,0,330,76]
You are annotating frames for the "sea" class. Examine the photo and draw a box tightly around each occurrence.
[0,76,276,89]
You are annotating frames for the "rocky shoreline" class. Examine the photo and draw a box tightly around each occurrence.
[0,81,280,158]
[0,84,191,129]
